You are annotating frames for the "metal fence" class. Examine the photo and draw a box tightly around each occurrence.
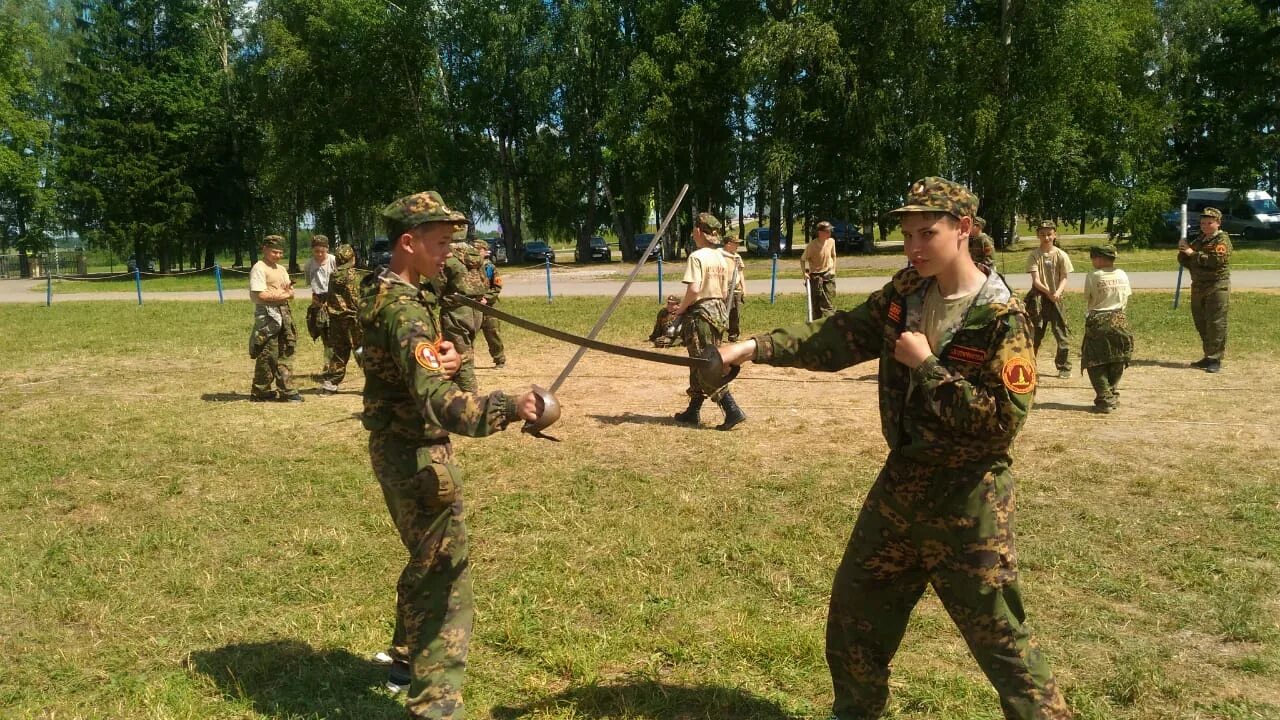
[0,253,87,279]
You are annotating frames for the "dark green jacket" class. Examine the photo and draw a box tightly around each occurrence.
[1177,229,1231,288]
[752,268,1037,473]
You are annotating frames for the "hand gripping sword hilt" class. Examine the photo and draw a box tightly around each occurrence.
[521,384,562,441]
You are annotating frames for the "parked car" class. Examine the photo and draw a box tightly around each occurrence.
[574,236,612,263]
[829,221,869,253]
[486,238,508,264]
[521,241,556,264]
[745,227,786,256]
[367,236,391,268]
[1175,188,1280,240]
[126,256,158,273]
[632,233,662,260]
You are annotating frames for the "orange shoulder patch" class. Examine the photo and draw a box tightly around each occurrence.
[1001,356,1036,394]
[414,341,442,372]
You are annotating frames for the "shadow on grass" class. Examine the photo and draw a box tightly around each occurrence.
[187,640,403,720]
[1129,358,1198,370]
[588,412,683,427]
[1034,401,1100,413]
[491,680,797,720]
[200,391,250,402]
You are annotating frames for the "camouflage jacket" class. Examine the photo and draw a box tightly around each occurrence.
[325,261,363,317]
[438,252,488,312]
[969,233,995,267]
[482,260,502,305]
[752,267,1037,474]
[1177,229,1231,287]
[359,269,519,441]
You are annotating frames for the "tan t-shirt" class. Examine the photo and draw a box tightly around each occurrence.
[802,236,837,274]
[1026,246,1074,294]
[921,282,980,353]
[249,260,291,305]
[721,248,745,295]
[1084,268,1131,313]
[682,247,732,302]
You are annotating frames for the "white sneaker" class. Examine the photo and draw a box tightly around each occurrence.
[372,650,395,665]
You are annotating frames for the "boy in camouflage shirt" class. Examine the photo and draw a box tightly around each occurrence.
[715,178,1071,720]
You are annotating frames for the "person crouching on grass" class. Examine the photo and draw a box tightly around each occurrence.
[714,177,1072,720]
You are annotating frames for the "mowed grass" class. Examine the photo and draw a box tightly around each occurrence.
[1,293,1278,719]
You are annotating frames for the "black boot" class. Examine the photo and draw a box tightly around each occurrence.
[716,392,746,431]
[674,397,703,424]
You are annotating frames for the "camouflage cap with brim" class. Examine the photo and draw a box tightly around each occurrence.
[335,244,356,264]
[666,294,679,303]
[263,235,285,251]
[1202,207,1222,220]
[1089,243,1117,258]
[974,216,987,228]
[310,234,330,248]
[695,212,723,234]
[381,191,467,237]
[1037,220,1057,230]
[888,177,978,220]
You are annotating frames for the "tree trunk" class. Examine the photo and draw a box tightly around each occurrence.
[289,188,302,274]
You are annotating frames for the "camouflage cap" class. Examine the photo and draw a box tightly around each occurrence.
[262,235,285,251]
[380,191,467,237]
[974,216,987,228]
[310,234,329,248]
[473,238,490,251]
[695,212,723,234]
[1202,207,1222,220]
[1037,220,1057,231]
[889,177,978,220]
[666,294,679,303]
[816,220,834,232]
[724,235,741,245]
[334,243,355,265]
[1089,242,1117,258]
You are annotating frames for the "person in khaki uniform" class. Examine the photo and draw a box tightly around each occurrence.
[671,212,745,430]
[248,235,302,402]
[477,240,506,368]
[304,235,336,362]
[1178,206,1232,373]
[1081,243,1133,412]
[320,243,364,393]
[723,235,747,340]
[435,240,488,392]
[649,294,683,347]
[969,216,996,270]
[1025,220,1074,378]
[713,177,1071,720]
[803,220,838,318]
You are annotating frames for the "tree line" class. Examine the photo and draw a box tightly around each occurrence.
[1,0,1277,274]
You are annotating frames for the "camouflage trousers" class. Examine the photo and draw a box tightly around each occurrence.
[1026,294,1071,373]
[682,304,729,402]
[1086,364,1125,408]
[1081,310,1132,409]
[323,313,363,386]
[827,464,1071,720]
[809,272,836,319]
[480,315,505,365]
[248,304,297,398]
[369,432,472,720]
[1190,285,1229,361]
[441,307,479,393]
[727,292,744,341]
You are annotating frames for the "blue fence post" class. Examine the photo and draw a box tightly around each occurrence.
[769,253,778,304]
[134,267,143,305]
[215,264,224,304]
[544,255,552,303]
[46,273,52,307]
[657,254,663,302]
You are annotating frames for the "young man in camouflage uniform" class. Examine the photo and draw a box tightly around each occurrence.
[1178,206,1231,373]
[434,239,488,391]
[716,178,1071,720]
[649,294,683,347]
[320,243,364,394]
[803,220,838,319]
[969,215,996,271]
[477,240,506,368]
[671,212,746,430]
[1025,220,1074,379]
[248,235,302,402]
[361,190,545,719]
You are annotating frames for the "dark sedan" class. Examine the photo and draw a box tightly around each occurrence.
[522,241,556,264]
[574,236,612,263]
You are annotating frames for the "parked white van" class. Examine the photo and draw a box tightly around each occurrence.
[1184,188,1280,239]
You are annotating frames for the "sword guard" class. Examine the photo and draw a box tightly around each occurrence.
[697,345,740,393]
[521,384,561,440]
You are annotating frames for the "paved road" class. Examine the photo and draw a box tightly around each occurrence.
[4,267,1280,305]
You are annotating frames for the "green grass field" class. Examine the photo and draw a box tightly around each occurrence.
[1,294,1277,719]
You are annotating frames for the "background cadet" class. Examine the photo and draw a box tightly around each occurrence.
[319,243,363,394]
[477,239,507,368]
[1025,220,1074,378]
[247,235,302,402]
[1178,206,1232,373]
[802,220,838,319]
[1080,243,1133,413]
[304,235,336,368]
[671,213,746,430]
[723,235,747,341]
[969,215,996,271]
[714,177,1071,720]
[649,294,683,347]
[435,237,488,391]
[361,191,544,718]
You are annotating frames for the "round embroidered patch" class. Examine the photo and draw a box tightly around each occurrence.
[1001,356,1036,394]
[414,342,442,372]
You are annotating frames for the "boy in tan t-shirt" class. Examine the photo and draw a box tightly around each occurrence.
[1025,220,1074,378]
[248,235,301,402]
[1081,243,1133,413]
